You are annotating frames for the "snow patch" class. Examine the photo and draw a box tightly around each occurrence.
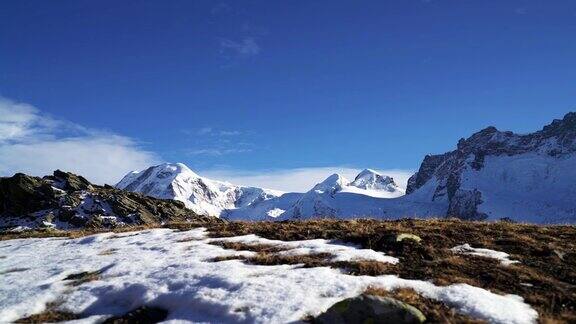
[266,208,285,218]
[213,234,399,264]
[451,244,520,266]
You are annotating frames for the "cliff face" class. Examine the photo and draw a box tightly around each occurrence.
[406,112,576,221]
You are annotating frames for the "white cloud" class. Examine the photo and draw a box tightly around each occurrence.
[200,167,415,192]
[0,97,161,185]
[219,130,241,136]
[220,37,260,57]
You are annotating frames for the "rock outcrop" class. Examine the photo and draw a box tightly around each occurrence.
[0,170,219,230]
[315,294,426,324]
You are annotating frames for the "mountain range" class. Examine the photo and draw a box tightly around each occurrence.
[116,164,405,221]
[116,112,576,224]
[1,112,575,228]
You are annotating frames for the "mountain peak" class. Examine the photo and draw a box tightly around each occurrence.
[116,162,282,217]
[312,174,347,193]
[350,169,399,193]
[541,111,576,136]
[355,168,380,178]
[154,162,199,178]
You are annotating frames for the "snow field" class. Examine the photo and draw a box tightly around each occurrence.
[0,228,537,323]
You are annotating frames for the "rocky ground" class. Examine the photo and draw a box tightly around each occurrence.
[1,219,574,323]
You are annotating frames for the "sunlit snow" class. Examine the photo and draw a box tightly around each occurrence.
[0,228,537,323]
[451,243,520,266]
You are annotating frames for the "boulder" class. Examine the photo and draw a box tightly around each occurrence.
[52,170,93,192]
[396,233,422,243]
[315,294,426,324]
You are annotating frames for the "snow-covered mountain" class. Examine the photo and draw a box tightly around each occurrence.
[117,165,405,220]
[116,163,284,217]
[278,170,409,219]
[350,169,405,197]
[278,113,576,223]
[117,112,576,224]
[405,112,576,223]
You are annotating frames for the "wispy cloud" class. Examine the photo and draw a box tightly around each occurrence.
[196,127,213,135]
[186,127,243,137]
[210,3,266,63]
[219,37,260,58]
[0,97,161,185]
[188,148,252,156]
[200,167,415,192]
[182,127,252,156]
[219,130,241,136]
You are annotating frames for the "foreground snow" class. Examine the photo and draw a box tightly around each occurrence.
[0,229,537,323]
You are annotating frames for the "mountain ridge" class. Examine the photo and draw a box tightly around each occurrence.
[406,112,576,222]
[0,170,218,230]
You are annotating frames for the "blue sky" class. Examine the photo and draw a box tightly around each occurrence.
[1,0,575,190]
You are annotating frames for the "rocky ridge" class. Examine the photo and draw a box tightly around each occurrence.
[406,112,576,221]
[0,170,217,230]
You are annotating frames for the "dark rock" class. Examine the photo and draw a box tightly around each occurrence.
[406,153,449,195]
[52,170,93,192]
[103,306,168,324]
[1,170,221,230]
[446,189,487,220]
[0,173,47,216]
[315,294,426,324]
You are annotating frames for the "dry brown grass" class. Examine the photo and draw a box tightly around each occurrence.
[14,310,79,323]
[209,241,395,275]
[0,221,210,241]
[209,241,291,253]
[14,302,79,323]
[14,304,167,324]
[64,269,103,286]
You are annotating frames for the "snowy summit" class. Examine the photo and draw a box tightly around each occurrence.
[116,163,283,217]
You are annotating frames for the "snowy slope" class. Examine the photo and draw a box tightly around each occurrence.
[405,112,576,223]
[457,152,576,223]
[116,163,284,217]
[0,228,537,323]
[280,171,421,220]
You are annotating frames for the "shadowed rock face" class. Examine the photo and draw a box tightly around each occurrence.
[406,112,576,220]
[0,170,221,230]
